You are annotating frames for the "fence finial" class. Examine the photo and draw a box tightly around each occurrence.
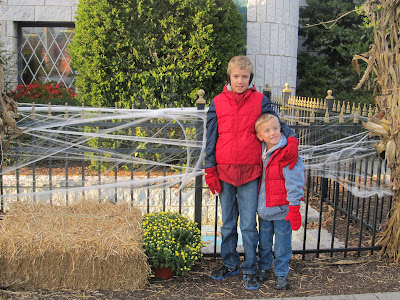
[324,107,329,123]
[346,102,351,114]
[368,104,373,118]
[353,109,359,123]
[31,102,35,118]
[362,103,367,116]
[81,103,85,118]
[310,110,315,123]
[339,106,345,123]
[48,102,52,116]
[64,102,69,118]
[196,89,206,110]
[196,89,206,105]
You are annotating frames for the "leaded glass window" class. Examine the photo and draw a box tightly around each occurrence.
[18,24,75,89]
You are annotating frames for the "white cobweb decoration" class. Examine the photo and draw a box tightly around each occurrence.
[0,104,392,212]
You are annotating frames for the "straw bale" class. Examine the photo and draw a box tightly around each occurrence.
[0,200,150,290]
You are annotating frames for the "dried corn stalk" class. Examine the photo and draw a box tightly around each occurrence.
[353,0,400,263]
[0,56,22,153]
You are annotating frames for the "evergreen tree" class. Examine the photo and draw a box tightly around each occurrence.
[297,0,374,104]
[69,0,245,108]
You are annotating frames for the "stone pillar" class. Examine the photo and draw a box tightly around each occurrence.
[247,0,300,97]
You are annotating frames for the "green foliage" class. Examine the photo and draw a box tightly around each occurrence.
[297,0,374,104]
[142,211,203,276]
[69,0,245,108]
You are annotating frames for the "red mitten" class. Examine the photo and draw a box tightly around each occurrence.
[205,167,222,194]
[285,205,301,231]
[280,137,299,170]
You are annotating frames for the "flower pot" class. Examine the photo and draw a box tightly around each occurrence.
[153,266,174,279]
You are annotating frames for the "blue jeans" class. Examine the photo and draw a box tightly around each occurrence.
[219,179,259,275]
[258,218,292,277]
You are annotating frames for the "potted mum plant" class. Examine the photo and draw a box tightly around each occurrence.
[142,211,203,278]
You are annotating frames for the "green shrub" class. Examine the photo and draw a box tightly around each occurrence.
[69,0,245,108]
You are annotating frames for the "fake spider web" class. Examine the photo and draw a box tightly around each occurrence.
[0,104,392,212]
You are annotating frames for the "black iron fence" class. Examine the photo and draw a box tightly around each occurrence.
[0,96,391,258]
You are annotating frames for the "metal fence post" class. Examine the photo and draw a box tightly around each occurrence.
[326,90,334,113]
[195,89,206,230]
[282,83,292,108]
[263,83,271,99]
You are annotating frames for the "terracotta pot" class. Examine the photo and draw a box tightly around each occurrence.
[153,266,174,279]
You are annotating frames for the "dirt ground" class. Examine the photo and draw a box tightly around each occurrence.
[1,253,400,300]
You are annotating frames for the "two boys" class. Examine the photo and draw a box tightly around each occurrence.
[205,55,304,290]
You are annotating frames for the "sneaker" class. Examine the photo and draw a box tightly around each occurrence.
[256,268,270,283]
[210,265,239,280]
[275,276,288,290]
[243,274,260,290]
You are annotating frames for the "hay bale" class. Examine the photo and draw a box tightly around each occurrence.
[0,200,149,290]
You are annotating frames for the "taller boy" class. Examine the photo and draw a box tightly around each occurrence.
[204,56,299,290]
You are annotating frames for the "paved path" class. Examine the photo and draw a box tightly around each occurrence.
[256,291,400,299]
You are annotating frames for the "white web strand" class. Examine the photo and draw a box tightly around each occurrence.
[0,104,392,208]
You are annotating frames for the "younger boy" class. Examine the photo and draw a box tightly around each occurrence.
[255,113,305,290]
[204,56,299,290]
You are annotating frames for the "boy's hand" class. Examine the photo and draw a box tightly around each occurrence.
[205,167,222,194]
[285,205,301,231]
[280,137,299,170]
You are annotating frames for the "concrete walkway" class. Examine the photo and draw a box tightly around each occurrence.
[256,291,400,300]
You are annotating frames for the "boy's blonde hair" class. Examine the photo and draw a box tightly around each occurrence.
[255,114,280,133]
[227,56,253,75]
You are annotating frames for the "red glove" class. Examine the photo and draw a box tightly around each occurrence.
[280,137,299,170]
[205,167,222,194]
[285,205,301,231]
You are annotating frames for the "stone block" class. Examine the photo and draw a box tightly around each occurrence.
[0,6,34,21]
[257,0,267,23]
[273,56,282,86]
[266,0,276,23]
[260,22,270,55]
[275,0,283,24]
[35,6,72,22]
[255,55,265,87]
[45,0,78,5]
[247,0,257,22]
[8,0,44,5]
[247,22,260,55]
[269,23,279,55]
[278,24,287,56]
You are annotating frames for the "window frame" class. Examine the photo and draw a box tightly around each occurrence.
[17,21,76,87]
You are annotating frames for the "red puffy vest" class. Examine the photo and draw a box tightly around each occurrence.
[263,148,289,207]
[214,90,263,166]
